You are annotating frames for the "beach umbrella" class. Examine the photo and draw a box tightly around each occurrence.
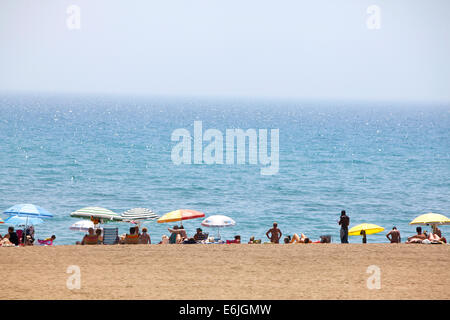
[410,213,450,226]
[348,223,384,236]
[157,209,205,225]
[69,220,96,232]
[121,208,159,226]
[4,215,44,227]
[3,204,53,218]
[201,215,236,238]
[2,204,53,246]
[70,207,123,225]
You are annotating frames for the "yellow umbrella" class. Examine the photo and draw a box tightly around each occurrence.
[410,213,450,226]
[348,223,384,236]
[157,209,205,224]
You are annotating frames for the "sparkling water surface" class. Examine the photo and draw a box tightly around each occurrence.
[0,94,449,244]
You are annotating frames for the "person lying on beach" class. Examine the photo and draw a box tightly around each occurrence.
[406,227,427,243]
[139,227,151,244]
[386,227,401,243]
[289,233,311,244]
[427,232,447,244]
[82,228,99,245]
[431,226,447,243]
[227,235,241,244]
[266,222,282,243]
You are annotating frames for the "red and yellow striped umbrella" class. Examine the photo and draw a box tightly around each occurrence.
[157,209,205,224]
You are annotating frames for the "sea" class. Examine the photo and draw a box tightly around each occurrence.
[0,94,449,245]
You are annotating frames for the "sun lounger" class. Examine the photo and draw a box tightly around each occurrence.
[103,227,119,245]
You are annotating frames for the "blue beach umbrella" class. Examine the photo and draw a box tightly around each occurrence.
[3,204,54,219]
[4,215,44,227]
[3,204,54,245]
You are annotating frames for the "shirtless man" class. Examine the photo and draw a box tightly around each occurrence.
[406,227,427,243]
[386,226,401,243]
[266,222,282,243]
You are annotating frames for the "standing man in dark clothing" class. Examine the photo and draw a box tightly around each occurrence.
[338,210,350,243]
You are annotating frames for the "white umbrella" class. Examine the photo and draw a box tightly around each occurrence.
[69,220,96,232]
[201,215,236,239]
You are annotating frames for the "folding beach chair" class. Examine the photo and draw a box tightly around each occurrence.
[103,227,119,245]
[16,230,23,245]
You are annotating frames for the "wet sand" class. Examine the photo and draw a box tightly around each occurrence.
[0,244,449,300]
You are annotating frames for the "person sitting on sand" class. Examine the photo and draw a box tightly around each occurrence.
[168,225,187,244]
[25,226,35,244]
[406,227,427,243]
[139,227,151,244]
[248,236,255,244]
[4,227,19,246]
[160,235,169,244]
[289,233,311,244]
[266,222,282,243]
[95,229,103,244]
[386,226,401,243]
[82,228,99,245]
[234,235,241,243]
[193,228,207,242]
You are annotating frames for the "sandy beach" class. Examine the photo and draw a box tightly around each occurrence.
[1,244,449,300]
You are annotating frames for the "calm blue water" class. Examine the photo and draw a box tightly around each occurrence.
[0,94,449,244]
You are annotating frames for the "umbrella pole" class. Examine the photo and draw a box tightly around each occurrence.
[23,216,29,246]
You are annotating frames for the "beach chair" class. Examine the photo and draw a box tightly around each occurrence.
[125,233,139,244]
[103,227,119,245]
[16,230,23,245]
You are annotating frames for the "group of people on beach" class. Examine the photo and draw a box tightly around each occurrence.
[0,226,56,247]
[2,209,447,246]
[263,210,447,245]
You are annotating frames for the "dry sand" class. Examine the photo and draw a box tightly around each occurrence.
[0,244,449,300]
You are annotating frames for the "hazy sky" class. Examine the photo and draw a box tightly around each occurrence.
[1,0,449,102]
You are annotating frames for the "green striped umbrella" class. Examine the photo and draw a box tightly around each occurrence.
[70,207,123,224]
